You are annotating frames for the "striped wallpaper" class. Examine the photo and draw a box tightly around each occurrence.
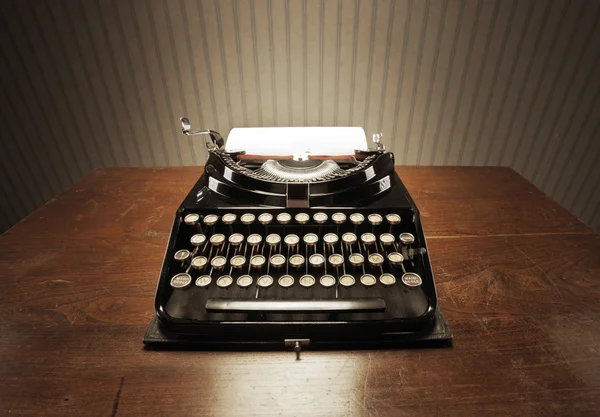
[1,0,599,233]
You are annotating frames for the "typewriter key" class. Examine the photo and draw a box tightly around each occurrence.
[360,274,377,287]
[247,234,263,246]
[237,275,253,288]
[324,233,339,245]
[295,213,310,224]
[289,254,305,268]
[348,253,364,267]
[320,274,336,288]
[339,274,356,287]
[174,249,191,262]
[195,275,212,287]
[399,232,415,245]
[379,233,395,245]
[380,273,396,286]
[303,233,319,246]
[216,275,233,288]
[313,212,328,224]
[229,233,244,246]
[277,212,292,224]
[250,254,266,269]
[190,234,206,246]
[309,253,325,268]
[401,272,422,287]
[184,213,200,225]
[222,213,237,224]
[342,232,357,245]
[266,233,281,246]
[332,212,347,224]
[368,213,383,225]
[241,213,256,225]
[258,213,273,224]
[329,254,344,268]
[270,254,286,268]
[368,253,384,267]
[191,256,208,269]
[360,233,376,245]
[210,234,226,246]
[299,274,316,288]
[284,234,300,247]
[230,255,246,268]
[350,213,364,225]
[386,213,401,225]
[203,214,219,226]
[211,256,227,269]
[170,273,192,288]
[257,275,274,288]
[387,252,404,265]
[279,275,294,288]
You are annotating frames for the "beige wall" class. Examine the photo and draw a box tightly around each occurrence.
[1,0,599,233]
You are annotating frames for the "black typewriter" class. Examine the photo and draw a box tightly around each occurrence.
[144,119,451,351]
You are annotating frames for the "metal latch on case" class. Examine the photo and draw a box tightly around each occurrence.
[284,338,310,360]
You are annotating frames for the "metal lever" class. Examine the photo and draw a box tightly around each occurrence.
[180,117,225,151]
[372,132,385,151]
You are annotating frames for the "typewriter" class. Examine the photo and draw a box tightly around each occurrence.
[144,119,451,351]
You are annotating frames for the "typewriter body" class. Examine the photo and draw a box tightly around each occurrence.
[144,120,451,349]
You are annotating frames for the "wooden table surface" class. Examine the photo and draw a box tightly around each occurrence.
[1,166,599,416]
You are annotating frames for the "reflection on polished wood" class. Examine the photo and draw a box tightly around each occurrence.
[0,167,598,416]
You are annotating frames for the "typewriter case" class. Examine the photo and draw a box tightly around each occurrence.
[144,125,451,348]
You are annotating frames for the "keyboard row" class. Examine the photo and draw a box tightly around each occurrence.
[183,211,402,226]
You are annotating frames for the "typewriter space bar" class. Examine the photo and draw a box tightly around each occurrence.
[206,298,386,313]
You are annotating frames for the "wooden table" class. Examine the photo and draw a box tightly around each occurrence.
[1,167,599,416]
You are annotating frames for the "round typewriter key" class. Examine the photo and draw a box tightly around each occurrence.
[402,272,422,287]
[257,275,274,288]
[216,275,233,288]
[388,252,404,265]
[195,275,212,287]
[289,254,305,268]
[368,213,383,225]
[203,214,219,226]
[184,213,200,226]
[270,254,286,268]
[299,274,316,288]
[350,213,364,225]
[228,233,244,246]
[360,274,377,287]
[303,233,319,246]
[222,213,237,224]
[332,212,347,224]
[339,274,356,287]
[386,213,401,225]
[276,212,292,224]
[320,274,336,288]
[360,233,376,245]
[348,253,364,267]
[170,273,192,288]
[379,233,395,245]
[191,256,208,269]
[342,232,357,245]
[211,256,227,269]
[399,232,415,245]
[230,255,246,269]
[368,253,384,267]
[295,213,310,224]
[241,213,256,225]
[247,234,263,246]
[329,254,344,268]
[309,253,325,268]
[278,275,294,288]
[210,233,226,246]
[258,213,273,224]
[284,234,300,247]
[250,254,266,269]
[313,212,328,224]
[380,273,396,286]
[323,233,339,245]
[174,249,191,262]
[266,233,281,246]
[190,233,206,246]
[237,275,253,288]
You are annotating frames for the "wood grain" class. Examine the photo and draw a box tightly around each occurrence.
[1,167,599,416]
